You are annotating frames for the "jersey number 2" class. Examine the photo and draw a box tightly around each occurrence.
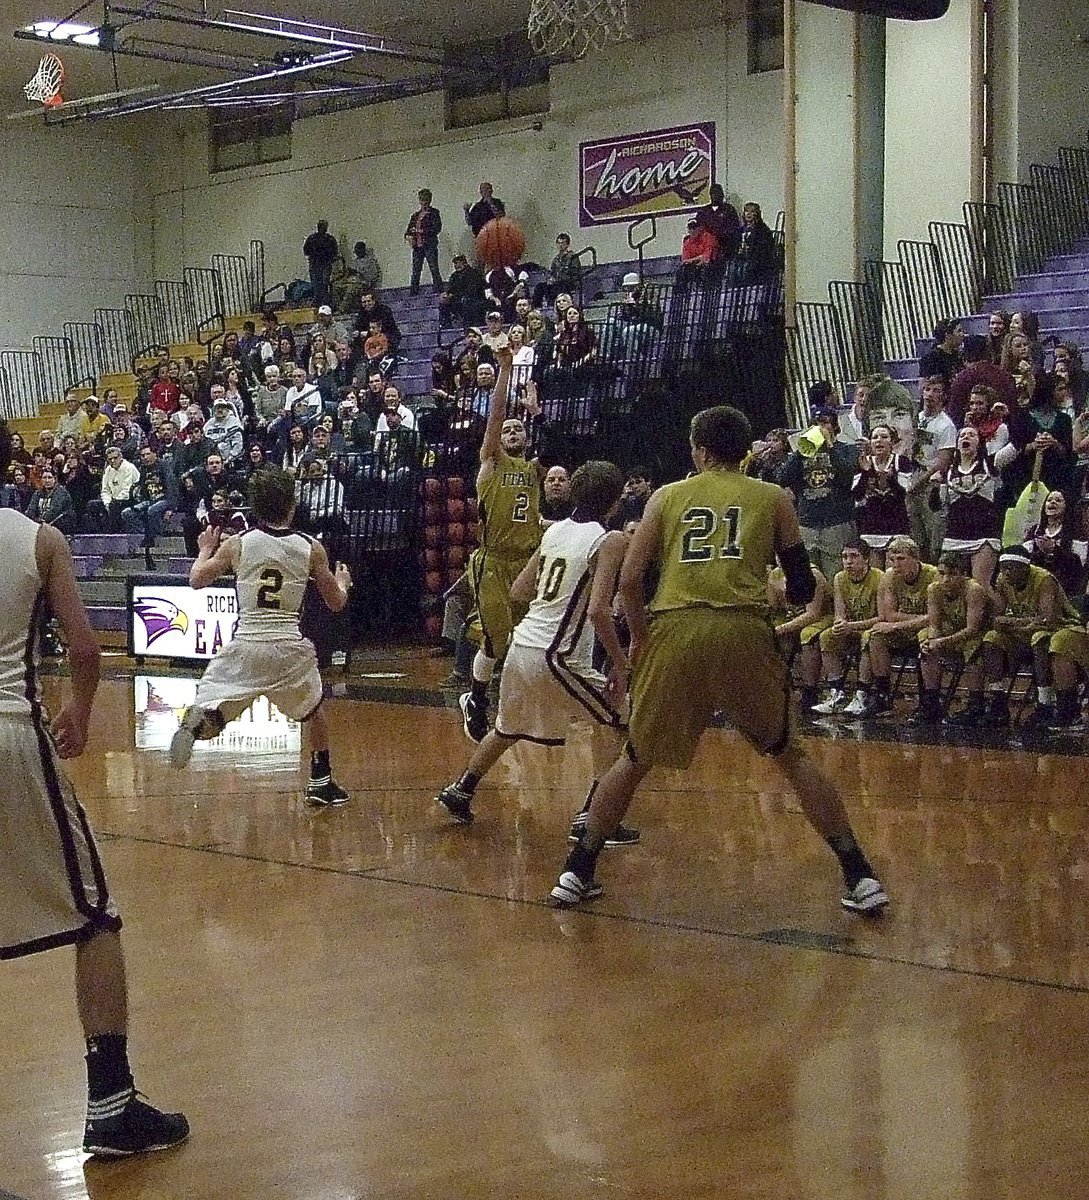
[511,492,530,523]
[256,568,284,609]
[679,506,743,562]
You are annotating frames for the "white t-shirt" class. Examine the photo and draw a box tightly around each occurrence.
[375,404,416,433]
[914,409,957,475]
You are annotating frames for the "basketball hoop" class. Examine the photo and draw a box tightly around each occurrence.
[24,53,65,108]
[527,0,630,59]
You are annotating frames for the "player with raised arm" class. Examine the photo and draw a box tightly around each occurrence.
[0,419,189,1160]
[169,466,353,805]
[459,347,544,742]
[548,406,889,915]
[435,460,639,843]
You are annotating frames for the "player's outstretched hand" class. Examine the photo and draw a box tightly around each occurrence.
[51,702,90,759]
[197,524,221,555]
[335,562,352,593]
[493,344,514,370]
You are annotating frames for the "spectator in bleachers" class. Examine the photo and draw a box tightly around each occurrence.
[919,319,966,386]
[467,361,497,418]
[439,253,488,330]
[1010,310,1045,372]
[244,442,270,480]
[405,188,443,296]
[88,444,139,533]
[6,431,32,472]
[223,366,249,419]
[148,413,179,458]
[501,272,532,324]
[4,465,31,511]
[150,362,182,418]
[676,218,718,286]
[482,311,509,358]
[109,404,143,460]
[373,405,421,485]
[329,340,361,391]
[284,365,322,420]
[524,309,548,348]
[351,240,381,290]
[430,352,456,405]
[453,327,485,378]
[296,459,347,548]
[554,305,597,372]
[510,325,535,378]
[534,233,582,308]
[238,319,259,361]
[987,310,1011,364]
[303,220,339,309]
[311,356,338,414]
[779,408,858,580]
[282,425,308,476]
[735,202,776,283]
[358,289,401,353]
[309,304,349,347]
[464,181,506,237]
[338,393,373,456]
[56,392,84,443]
[253,364,288,435]
[179,370,202,414]
[745,431,790,484]
[1054,344,1087,410]
[695,183,741,261]
[948,334,1017,428]
[60,452,94,526]
[907,376,957,561]
[274,335,298,376]
[27,465,76,536]
[205,396,244,467]
[607,274,663,361]
[357,369,387,425]
[175,416,212,478]
[539,465,573,522]
[1003,373,1073,500]
[121,444,176,552]
[1025,490,1083,599]
[362,320,395,379]
[484,265,517,315]
[307,331,338,375]
[613,468,653,528]
[376,384,416,432]
[180,451,234,555]
[80,395,112,448]
[964,385,1010,456]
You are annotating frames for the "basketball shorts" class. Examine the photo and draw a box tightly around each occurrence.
[194,635,324,723]
[917,628,982,662]
[1048,626,1089,671]
[495,643,627,745]
[818,625,864,656]
[982,628,1053,661]
[628,608,792,770]
[779,615,833,647]
[0,713,121,961]
[861,626,921,654]
[464,548,531,659]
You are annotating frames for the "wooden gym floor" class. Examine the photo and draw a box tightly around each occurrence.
[3,654,1089,1200]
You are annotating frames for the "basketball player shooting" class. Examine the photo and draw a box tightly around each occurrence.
[169,467,353,805]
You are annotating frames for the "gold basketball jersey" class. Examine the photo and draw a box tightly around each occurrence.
[996,563,1080,625]
[477,450,541,559]
[890,562,939,615]
[836,566,883,622]
[651,470,780,614]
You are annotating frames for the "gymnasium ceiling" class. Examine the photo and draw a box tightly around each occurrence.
[2,0,534,121]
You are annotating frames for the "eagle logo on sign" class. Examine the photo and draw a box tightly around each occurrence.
[133,597,189,646]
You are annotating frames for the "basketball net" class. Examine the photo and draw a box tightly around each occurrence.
[24,53,65,108]
[527,0,630,59]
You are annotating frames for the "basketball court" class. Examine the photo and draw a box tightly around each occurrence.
[2,655,1088,1199]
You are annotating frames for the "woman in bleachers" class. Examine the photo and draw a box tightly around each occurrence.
[851,423,912,567]
[223,366,249,420]
[987,310,1011,365]
[275,335,297,375]
[555,305,597,372]
[1024,490,1084,598]
[27,465,77,536]
[940,425,1001,586]
[524,309,548,348]
[1000,331,1035,378]
[1054,344,1086,411]
[61,452,97,529]
[1010,311,1046,373]
[964,386,1010,457]
[307,331,337,374]
[7,431,32,472]
[6,464,32,511]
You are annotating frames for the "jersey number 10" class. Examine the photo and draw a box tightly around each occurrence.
[679,506,743,562]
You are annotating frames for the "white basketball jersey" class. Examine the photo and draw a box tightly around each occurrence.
[0,509,45,717]
[233,526,313,642]
[513,518,608,668]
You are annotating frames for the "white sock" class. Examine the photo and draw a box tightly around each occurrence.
[472,650,495,685]
[1038,686,1056,705]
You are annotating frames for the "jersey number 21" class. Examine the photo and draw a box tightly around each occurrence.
[679,506,743,562]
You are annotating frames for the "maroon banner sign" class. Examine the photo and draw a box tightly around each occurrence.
[579,122,716,228]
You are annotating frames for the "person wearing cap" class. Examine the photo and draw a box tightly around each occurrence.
[204,388,244,466]
[77,395,113,452]
[56,390,85,443]
[88,445,140,533]
[980,543,1083,728]
[308,304,348,345]
[109,403,143,461]
[481,311,510,357]
[439,253,487,330]
[303,219,339,310]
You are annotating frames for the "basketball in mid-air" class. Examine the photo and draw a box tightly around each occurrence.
[476,217,527,269]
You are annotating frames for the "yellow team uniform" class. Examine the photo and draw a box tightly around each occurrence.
[861,562,939,651]
[984,563,1081,659]
[768,566,832,646]
[628,468,789,768]
[918,580,984,661]
[465,449,541,657]
[818,566,882,654]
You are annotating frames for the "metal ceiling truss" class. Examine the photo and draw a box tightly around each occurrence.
[14,1,484,123]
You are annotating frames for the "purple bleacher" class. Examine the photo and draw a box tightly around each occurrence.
[72,555,104,580]
[86,605,127,633]
[69,533,144,558]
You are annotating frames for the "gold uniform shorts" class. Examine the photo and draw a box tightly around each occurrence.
[465,548,531,659]
[628,607,792,770]
[982,627,1054,661]
[917,629,983,662]
[1048,626,1089,672]
[819,625,863,655]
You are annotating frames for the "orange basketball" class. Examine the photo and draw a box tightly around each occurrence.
[476,217,526,269]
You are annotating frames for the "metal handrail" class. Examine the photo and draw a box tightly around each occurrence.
[572,244,598,310]
[627,216,658,284]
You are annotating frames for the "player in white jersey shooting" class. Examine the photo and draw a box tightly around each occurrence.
[0,419,188,1160]
[435,460,638,842]
[169,466,353,805]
